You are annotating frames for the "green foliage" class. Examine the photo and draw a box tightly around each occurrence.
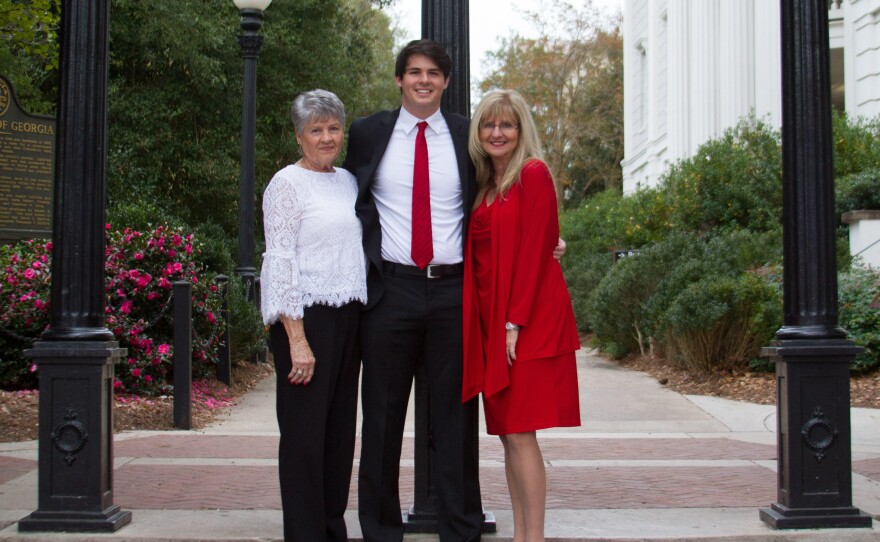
[658,117,782,234]
[583,230,783,369]
[836,168,880,216]
[569,117,788,368]
[559,186,670,256]
[192,222,236,276]
[564,113,880,373]
[0,0,60,114]
[104,0,399,241]
[227,274,267,362]
[563,251,612,333]
[657,273,781,372]
[838,264,880,372]
[109,201,184,233]
[832,112,880,178]
[644,229,782,339]
[585,234,699,356]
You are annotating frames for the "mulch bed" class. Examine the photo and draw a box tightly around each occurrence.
[614,351,880,408]
[0,360,275,443]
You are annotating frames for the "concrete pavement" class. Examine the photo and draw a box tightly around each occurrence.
[0,348,878,541]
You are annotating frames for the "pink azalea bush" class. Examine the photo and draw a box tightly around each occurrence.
[1,226,223,394]
[0,240,53,388]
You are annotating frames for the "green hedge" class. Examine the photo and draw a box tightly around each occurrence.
[561,113,880,373]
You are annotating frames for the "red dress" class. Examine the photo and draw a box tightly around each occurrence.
[462,160,581,435]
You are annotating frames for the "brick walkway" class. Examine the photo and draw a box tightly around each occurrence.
[110,434,780,511]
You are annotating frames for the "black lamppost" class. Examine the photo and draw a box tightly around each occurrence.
[759,0,871,530]
[18,0,131,532]
[405,0,495,535]
[233,0,271,302]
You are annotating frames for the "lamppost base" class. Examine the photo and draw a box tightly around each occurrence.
[760,503,872,529]
[18,506,132,533]
[402,507,497,534]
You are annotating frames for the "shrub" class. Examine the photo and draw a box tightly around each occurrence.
[657,272,781,372]
[563,251,613,333]
[659,117,782,234]
[227,273,268,362]
[838,263,880,372]
[0,226,225,393]
[108,200,183,233]
[191,221,236,275]
[836,168,880,217]
[0,239,52,389]
[645,229,782,341]
[832,112,880,179]
[585,233,700,356]
[104,225,223,394]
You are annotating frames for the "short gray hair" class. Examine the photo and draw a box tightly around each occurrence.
[290,89,346,135]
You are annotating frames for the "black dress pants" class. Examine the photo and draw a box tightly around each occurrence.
[271,302,361,542]
[358,271,482,542]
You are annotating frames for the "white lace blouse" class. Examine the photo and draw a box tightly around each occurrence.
[260,164,367,324]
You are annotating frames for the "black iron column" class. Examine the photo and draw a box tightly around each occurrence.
[405,0,495,534]
[759,0,871,530]
[18,0,131,532]
[423,0,470,115]
[234,4,267,303]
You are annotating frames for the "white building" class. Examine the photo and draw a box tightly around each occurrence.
[622,0,880,194]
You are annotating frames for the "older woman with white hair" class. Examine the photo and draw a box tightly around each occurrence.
[260,89,367,541]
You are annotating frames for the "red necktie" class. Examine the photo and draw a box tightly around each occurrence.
[411,121,433,269]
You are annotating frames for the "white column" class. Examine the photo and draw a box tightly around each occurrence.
[847,0,880,118]
[688,0,720,154]
[753,0,782,128]
[666,0,689,163]
[623,0,637,161]
[719,0,754,129]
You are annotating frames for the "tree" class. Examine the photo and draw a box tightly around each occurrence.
[0,0,60,114]
[105,0,399,244]
[480,0,623,207]
[5,0,399,268]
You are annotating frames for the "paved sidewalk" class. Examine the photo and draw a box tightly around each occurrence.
[0,348,878,541]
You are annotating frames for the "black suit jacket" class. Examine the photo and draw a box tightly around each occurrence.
[343,108,477,309]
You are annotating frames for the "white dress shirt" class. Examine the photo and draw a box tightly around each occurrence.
[373,107,464,265]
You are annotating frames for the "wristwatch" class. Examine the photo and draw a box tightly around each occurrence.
[505,322,520,331]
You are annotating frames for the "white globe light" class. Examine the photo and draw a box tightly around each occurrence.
[233,0,271,11]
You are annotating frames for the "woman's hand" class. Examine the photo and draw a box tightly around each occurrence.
[506,328,519,366]
[288,337,315,385]
[281,316,315,385]
[553,237,566,261]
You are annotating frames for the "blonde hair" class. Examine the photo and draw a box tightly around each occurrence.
[468,89,544,204]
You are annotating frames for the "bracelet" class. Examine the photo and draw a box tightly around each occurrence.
[505,322,520,331]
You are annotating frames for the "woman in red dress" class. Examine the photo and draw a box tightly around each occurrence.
[462,89,581,541]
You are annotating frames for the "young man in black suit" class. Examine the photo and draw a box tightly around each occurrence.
[342,39,483,542]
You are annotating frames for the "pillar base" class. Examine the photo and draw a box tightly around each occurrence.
[18,505,132,533]
[760,503,872,529]
[402,507,497,534]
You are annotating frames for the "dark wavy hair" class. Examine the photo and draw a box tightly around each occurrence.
[394,39,452,80]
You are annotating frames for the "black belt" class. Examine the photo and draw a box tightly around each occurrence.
[382,260,463,279]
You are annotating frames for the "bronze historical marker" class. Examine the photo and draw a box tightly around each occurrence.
[0,73,55,241]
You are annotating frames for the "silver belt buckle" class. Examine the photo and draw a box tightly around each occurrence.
[426,264,440,279]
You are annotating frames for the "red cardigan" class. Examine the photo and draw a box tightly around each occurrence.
[462,160,580,402]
